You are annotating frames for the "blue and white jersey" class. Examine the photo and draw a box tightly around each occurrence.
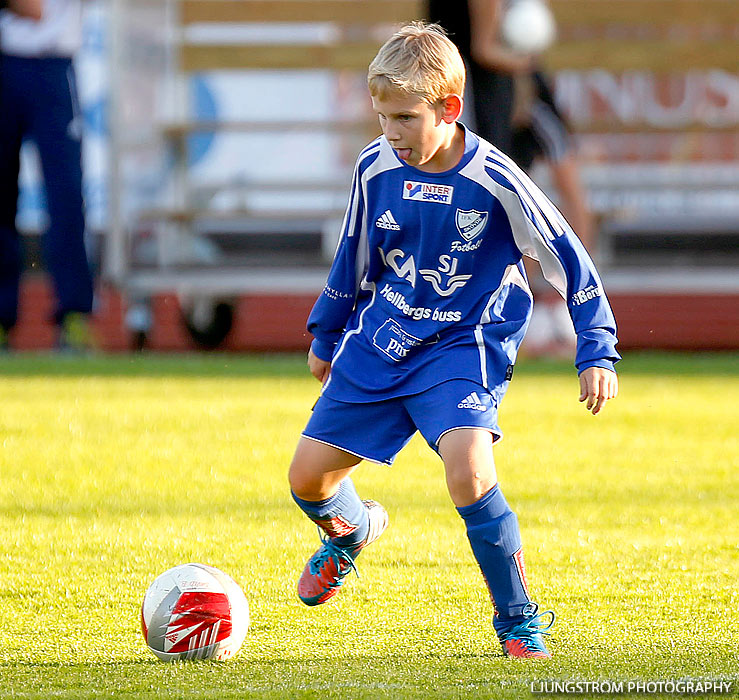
[308,125,619,403]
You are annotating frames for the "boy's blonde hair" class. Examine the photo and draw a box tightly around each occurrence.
[368,22,465,104]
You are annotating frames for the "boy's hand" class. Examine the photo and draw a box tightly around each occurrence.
[579,367,618,415]
[307,348,331,384]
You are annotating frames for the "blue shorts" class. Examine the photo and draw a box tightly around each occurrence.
[302,379,503,465]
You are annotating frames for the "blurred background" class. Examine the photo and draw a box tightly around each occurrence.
[7,0,739,353]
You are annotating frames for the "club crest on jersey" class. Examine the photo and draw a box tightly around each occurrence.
[403,181,454,205]
[455,209,488,241]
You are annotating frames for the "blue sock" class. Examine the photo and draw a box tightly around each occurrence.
[457,485,533,634]
[291,478,369,549]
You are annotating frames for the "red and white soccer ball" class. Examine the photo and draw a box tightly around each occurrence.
[501,0,557,54]
[141,563,249,661]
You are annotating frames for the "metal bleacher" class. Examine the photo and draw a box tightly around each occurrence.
[107,0,422,302]
[106,0,738,308]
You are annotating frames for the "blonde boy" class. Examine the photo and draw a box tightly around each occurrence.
[289,23,618,659]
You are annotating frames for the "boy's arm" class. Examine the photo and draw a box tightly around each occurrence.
[306,161,367,365]
[531,226,619,376]
[493,166,620,376]
[5,0,43,18]
[468,0,533,74]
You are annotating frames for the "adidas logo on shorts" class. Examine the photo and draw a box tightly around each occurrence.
[376,209,401,230]
[457,391,487,412]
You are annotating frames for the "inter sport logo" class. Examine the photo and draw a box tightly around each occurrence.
[376,209,401,230]
[403,181,454,205]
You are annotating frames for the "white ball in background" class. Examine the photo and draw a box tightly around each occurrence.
[501,0,557,54]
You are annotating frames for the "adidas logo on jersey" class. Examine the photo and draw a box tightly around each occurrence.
[376,209,400,230]
[457,391,488,412]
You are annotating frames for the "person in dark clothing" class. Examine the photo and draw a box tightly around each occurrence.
[427,0,533,154]
[428,0,596,355]
[0,0,94,351]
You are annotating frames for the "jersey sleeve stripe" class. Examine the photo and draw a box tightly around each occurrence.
[484,158,561,242]
[485,161,560,252]
[338,140,381,242]
[355,199,369,290]
[460,152,569,297]
[325,279,378,385]
[507,152,571,235]
[336,166,360,245]
[485,153,568,239]
[357,136,383,161]
[488,149,569,235]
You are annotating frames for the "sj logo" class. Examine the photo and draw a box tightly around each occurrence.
[378,247,416,287]
[455,209,488,241]
[419,255,471,297]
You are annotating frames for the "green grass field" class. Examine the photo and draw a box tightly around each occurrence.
[0,352,736,699]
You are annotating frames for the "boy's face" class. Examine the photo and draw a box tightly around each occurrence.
[371,89,461,172]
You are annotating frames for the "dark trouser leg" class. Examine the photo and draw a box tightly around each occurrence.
[30,58,93,324]
[469,63,515,155]
[0,58,24,331]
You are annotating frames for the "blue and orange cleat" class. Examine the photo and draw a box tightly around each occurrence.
[499,604,555,659]
[298,500,388,606]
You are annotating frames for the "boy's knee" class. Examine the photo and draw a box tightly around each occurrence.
[445,466,496,507]
[288,455,322,497]
[288,437,361,500]
[439,428,497,507]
